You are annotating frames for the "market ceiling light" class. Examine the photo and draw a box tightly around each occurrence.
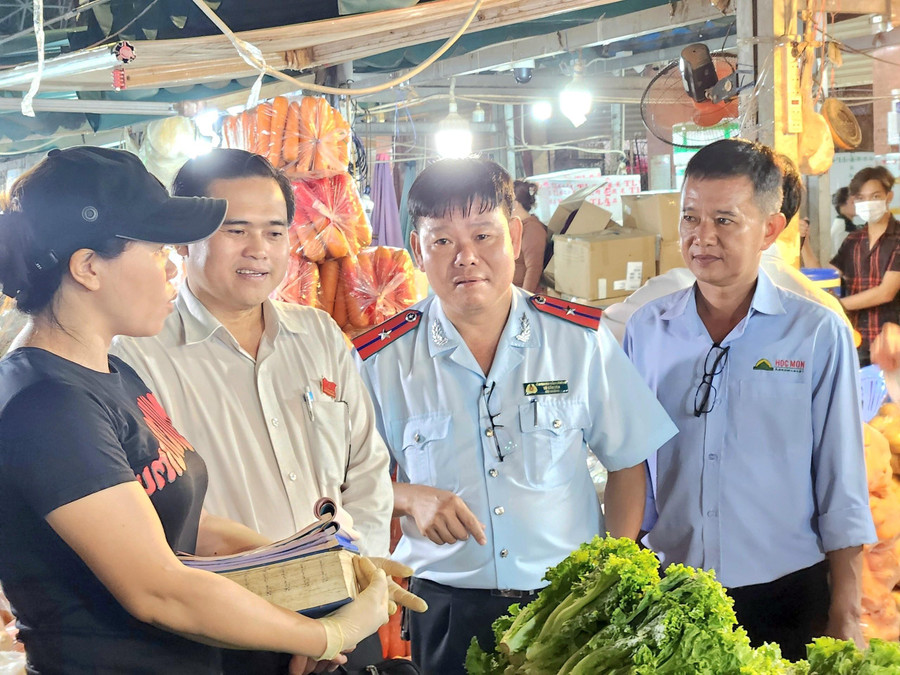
[559,59,592,127]
[435,79,472,158]
[0,42,132,90]
[531,100,553,121]
[471,102,486,123]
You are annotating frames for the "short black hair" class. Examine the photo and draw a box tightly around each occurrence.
[173,149,295,222]
[408,158,514,230]
[513,179,538,213]
[776,153,802,222]
[833,186,851,214]
[683,138,783,217]
[849,166,895,197]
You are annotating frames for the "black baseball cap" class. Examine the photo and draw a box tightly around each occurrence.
[16,146,227,269]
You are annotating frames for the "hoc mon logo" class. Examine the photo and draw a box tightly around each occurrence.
[753,357,806,374]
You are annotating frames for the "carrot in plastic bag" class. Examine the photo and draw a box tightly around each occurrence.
[222,115,239,149]
[282,101,301,164]
[296,97,319,174]
[266,97,290,168]
[318,259,339,316]
[290,222,326,263]
[271,256,319,307]
[316,219,351,259]
[332,274,349,327]
[312,97,350,176]
[255,102,273,157]
[342,256,369,328]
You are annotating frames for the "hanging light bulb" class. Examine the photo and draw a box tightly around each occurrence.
[471,102,486,123]
[559,59,592,127]
[435,79,473,158]
[531,100,553,121]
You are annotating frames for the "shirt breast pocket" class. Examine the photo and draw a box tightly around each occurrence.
[517,400,589,488]
[311,398,351,484]
[735,379,808,457]
[395,413,454,491]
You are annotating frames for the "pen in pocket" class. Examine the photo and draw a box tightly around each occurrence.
[304,389,315,421]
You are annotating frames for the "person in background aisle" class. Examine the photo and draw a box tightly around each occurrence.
[624,138,875,661]
[799,187,859,268]
[603,153,850,345]
[832,187,860,254]
[112,149,423,674]
[831,166,900,366]
[354,157,677,675]
[0,147,389,675]
[511,179,549,293]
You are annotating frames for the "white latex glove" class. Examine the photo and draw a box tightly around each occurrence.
[316,557,389,660]
[365,557,428,614]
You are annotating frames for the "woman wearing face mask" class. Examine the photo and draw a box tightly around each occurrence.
[831,166,900,365]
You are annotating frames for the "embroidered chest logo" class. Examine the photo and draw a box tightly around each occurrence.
[135,392,196,496]
[753,357,805,374]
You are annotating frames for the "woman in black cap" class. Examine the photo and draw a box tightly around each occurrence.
[0,147,388,674]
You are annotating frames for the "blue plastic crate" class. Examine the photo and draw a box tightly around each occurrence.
[860,364,887,423]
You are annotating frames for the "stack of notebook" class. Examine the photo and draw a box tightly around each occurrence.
[179,499,359,617]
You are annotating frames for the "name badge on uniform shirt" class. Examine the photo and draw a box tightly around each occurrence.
[523,380,569,396]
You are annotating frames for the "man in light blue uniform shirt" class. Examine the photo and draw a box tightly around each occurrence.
[354,158,677,675]
[624,138,876,661]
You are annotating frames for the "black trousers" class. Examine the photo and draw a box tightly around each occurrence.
[406,577,537,675]
[222,633,384,674]
[727,560,830,662]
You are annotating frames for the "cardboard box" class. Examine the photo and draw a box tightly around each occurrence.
[658,240,686,275]
[552,226,657,300]
[546,185,613,236]
[621,191,681,243]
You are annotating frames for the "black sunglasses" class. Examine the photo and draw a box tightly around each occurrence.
[694,343,730,417]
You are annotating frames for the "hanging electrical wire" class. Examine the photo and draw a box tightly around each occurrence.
[189,0,485,100]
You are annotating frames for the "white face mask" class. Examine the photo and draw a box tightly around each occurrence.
[855,200,888,223]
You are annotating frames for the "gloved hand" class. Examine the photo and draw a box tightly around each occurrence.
[365,557,428,614]
[316,557,389,660]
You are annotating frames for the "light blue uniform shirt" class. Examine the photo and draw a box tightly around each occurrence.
[356,287,677,590]
[624,270,877,588]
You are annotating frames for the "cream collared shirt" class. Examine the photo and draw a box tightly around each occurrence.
[112,286,392,555]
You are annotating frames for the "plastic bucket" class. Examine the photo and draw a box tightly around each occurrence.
[800,267,842,297]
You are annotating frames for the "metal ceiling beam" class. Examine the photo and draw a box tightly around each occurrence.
[355,0,729,88]
[592,34,737,72]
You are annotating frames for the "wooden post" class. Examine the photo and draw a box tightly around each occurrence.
[737,0,802,267]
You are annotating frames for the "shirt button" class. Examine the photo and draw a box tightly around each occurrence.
[485,428,495,438]
[288,472,297,481]
[489,469,499,478]
[708,453,718,461]
[271,417,279,427]
[552,419,562,429]
[494,506,505,515]
[707,510,717,518]
[500,548,509,558]
[414,433,421,443]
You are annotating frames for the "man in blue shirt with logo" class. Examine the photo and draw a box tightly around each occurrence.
[354,158,676,675]
[625,138,876,660]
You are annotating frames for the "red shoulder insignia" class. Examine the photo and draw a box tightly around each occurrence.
[529,295,602,330]
[352,310,422,360]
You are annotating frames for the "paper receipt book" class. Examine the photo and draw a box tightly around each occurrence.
[178,498,359,617]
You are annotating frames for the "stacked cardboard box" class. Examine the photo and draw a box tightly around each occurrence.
[621,191,683,275]
[543,186,657,306]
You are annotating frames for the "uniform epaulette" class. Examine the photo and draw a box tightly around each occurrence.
[352,310,422,360]
[529,294,602,330]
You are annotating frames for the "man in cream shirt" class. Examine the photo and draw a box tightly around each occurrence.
[113,150,392,553]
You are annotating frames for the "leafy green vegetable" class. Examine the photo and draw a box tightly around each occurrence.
[465,537,890,675]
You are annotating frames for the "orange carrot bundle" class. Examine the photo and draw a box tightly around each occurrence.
[271,255,320,308]
[318,259,340,316]
[341,247,421,329]
[266,96,290,167]
[283,96,350,179]
[291,175,371,260]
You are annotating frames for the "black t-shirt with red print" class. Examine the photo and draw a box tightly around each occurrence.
[0,348,219,674]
